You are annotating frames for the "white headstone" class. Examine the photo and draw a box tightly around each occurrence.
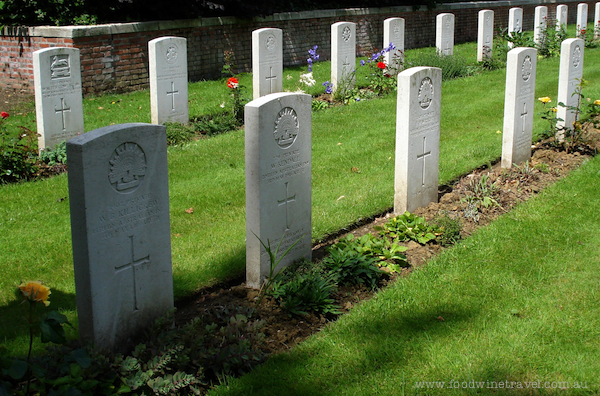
[67,123,173,351]
[252,28,283,99]
[577,3,589,37]
[534,6,548,46]
[508,8,524,48]
[394,67,442,214]
[33,47,84,152]
[383,17,405,71]
[501,48,537,168]
[331,22,356,93]
[245,92,312,289]
[557,38,585,141]
[557,5,568,32]
[149,37,189,125]
[478,10,494,62]
[436,13,455,56]
[595,2,600,38]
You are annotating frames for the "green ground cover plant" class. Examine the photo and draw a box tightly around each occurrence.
[2,25,600,361]
[209,150,600,396]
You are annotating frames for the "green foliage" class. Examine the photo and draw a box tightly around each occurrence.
[579,27,600,48]
[39,141,67,166]
[0,125,38,184]
[376,211,439,245]
[432,212,463,247]
[191,113,241,137]
[405,52,476,81]
[461,173,500,209]
[536,21,567,58]
[321,246,383,290]
[333,234,408,273]
[311,99,330,111]
[164,122,197,146]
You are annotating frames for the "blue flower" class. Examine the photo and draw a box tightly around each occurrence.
[323,81,333,94]
[360,60,366,66]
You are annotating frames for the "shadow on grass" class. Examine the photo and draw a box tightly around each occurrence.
[216,303,479,395]
[0,288,77,357]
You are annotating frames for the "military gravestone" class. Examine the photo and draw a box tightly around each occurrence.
[383,17,405,71]
[478,10,494,62]
[577,3,588,37]
[252,28,283,99]
[595,3,600,39]
[245,92,312,289]
[534,6,548,46]
[67,123,173,351]
[331,22,356,93]
[557,5,568,31]
[33,47,84,151]
[557,38,585,141]
[501,48,538,168]
[436,13,455,56]
[149,36,189,125]
[395,67,442,214]
[508,8,523,48]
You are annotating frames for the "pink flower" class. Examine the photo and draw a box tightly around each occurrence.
[1,111,8,119]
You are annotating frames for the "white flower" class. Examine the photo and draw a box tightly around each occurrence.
[220,102,225,108]
[299,72,316,87]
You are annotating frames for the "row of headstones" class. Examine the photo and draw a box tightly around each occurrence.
[32,37,189,151]
[63,32,585,352]
[34,2,595,152]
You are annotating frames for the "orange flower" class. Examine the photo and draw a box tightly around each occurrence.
[19,281,51,306]
[227,77,239,89]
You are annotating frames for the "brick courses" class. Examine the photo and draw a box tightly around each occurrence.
[0,0,594,96]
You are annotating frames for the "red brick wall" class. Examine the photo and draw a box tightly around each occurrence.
[0,0,595,96]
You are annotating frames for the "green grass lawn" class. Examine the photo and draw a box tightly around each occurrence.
[1,25,599,359]
[209,152,600,396]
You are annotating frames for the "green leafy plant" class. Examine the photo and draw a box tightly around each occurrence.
[535,20,567,58]
[556,80,590,152]
[405,51,475,80]
[321,246,383,290]
[376,211,440,245]
[222,51,248,124]
[38,140,67,166]
[461,173,500,209]
[333,233,408,273]
[191,113,240,136]
[270,270,340,317]
[432,212,462,247]
[164,122,197,145]
[0,112,39,184]
[538,96,560,139]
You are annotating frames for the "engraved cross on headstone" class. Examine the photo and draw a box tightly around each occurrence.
[416,136,432,187]
[115,235,150,312]
[277,181,296,230]
[343,56,351,72]
[266,66,277,94]
[520,102,528,133]
[55,97,71,131]
[444,40,451,55]
[166,81,179,111]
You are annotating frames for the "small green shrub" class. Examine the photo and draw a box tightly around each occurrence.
[432,212,462,247]
[376,211,439,245]
[405,52,475,80]
[1,125,38,184]
[270,271,340,317]
[39,141,67,166]
[461,173,500,209]
[165,122,197,146]
[333,233,408,273]
[191,113,241,136]
[321,246,383,290]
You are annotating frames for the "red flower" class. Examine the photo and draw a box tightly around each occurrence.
[227,77,239,89]
[1,111,8,119]
[377,61,386,70]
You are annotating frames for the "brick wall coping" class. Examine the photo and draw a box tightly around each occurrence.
[1,0,585,39]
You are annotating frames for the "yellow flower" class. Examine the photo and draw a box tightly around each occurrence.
[551,107,557,112]
[19,281,51,306]
[594,99,600,106]
[575,122,582,130]
[538,97,551,104]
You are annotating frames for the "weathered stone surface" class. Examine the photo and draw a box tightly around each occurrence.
[252,28,283,99]
[557,38,585,141]
[67,123,173,351]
